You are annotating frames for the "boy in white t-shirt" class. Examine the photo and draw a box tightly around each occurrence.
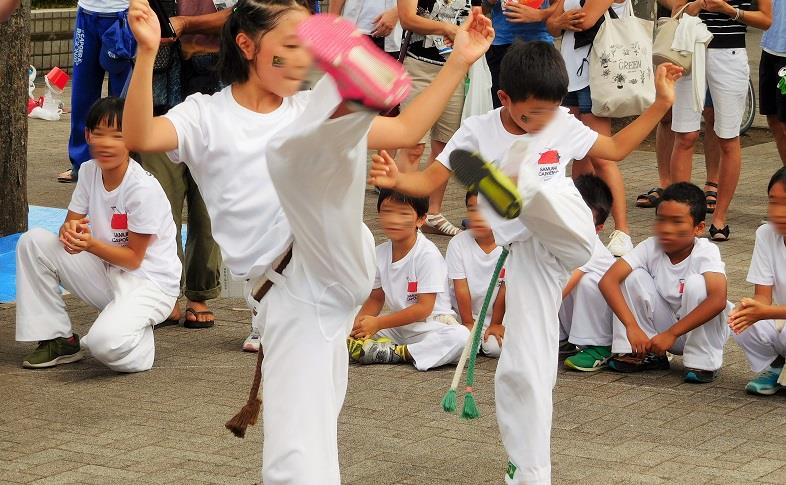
[369,41,682,484]
[729,167,786,396]
[446,191,506,358]
[15,97,180,372]
[349,190,470,370]
[600,182,731,383]
[559,175,616,372]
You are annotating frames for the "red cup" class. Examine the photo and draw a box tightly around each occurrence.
[45,67,70,91]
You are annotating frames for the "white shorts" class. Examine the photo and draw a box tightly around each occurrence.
[672,48,750,139]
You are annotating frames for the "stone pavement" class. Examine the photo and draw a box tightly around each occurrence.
[3,61,786,485]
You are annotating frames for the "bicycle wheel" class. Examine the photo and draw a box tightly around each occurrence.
[740,78,756,135]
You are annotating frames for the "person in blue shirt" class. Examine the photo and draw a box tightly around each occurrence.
[484,0,555,108]
[760,0,786,165]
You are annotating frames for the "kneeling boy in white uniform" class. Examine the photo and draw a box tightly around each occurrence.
[16,97,180,372]
[559,175,616,371]
[730,167,786,395]
[349,190,470,370]
[447,190,506,357]
[600,182,731,383]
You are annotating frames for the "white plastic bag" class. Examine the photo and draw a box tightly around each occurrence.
[462,56,493,121]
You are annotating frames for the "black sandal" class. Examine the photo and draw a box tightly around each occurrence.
[184,307,216,328]
[635,187,663,208]
[704,181,718,214]
[709,224,730,242]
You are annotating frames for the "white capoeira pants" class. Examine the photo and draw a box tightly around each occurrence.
[733,319,786,373]
[376,316,470,370]
[254,79,377,485]
[559,270,613,347]
[611,269,731,371]
[15,228,176,373]
[495,172,596,485]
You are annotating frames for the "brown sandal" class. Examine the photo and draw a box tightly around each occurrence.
[184,308,215,329]
[635,187,663,208]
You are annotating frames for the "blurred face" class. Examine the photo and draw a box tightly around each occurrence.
[379,198,424,242]
[654,200,704,255]
[466,195,493,240]
[768,181,786,236]
[237,8,312,98]
[498,91,561,134]
[85,119,129,170]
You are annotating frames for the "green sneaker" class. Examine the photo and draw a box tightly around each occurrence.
[22,335,83,369]
[449,150,522,219]
[348,335,392,362]
[564,345,611,372]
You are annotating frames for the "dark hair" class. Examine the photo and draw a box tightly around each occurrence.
[767,166,786,194]
[499,41,569,103]
[85,97,124,132]
[465,190,478,206]
[377,189,429,218]
[574,175,612,226]
[658,182,706,225]
[218,0,311,85]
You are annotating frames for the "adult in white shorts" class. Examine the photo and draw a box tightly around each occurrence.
[670,0,772,241]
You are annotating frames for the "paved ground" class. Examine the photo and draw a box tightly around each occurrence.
[4,39,786,484]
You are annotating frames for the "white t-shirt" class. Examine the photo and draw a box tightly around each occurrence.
[579,234,615,275]
[164,81,336,279]
[373,233,454,316]
[437,107,598,245]
[747,223,786,306]
[78,0,128,13]
[622,237,726,313]
[445,230,505,325]
[561,0,628,92]
[341,0,402,52]
[68,160,181,296]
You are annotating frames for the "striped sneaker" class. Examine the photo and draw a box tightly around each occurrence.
[423,213,462,237]
[297,14,411,110]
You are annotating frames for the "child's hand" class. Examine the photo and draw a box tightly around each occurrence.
[368,150,399,189]
[484,323,505,347]
[61,221,94,253]
[649,331,677,356]
[60,218,89,254]
[129,0,162,54]
[654,63,684,107]
[729,298,767,334]
[351,315,381,339]
[625,324,650,355]
[450,7,495,68]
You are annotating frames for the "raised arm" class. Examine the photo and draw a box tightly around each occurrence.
[124,0,180,153]
[368,150,452,198]
[368,8,494,150]
[588,63,682,162]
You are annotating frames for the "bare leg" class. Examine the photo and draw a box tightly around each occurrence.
[655,116,674,188]
[711,135,742,229]
[580,113,630,234]
[427,139,448,215]
[670,130,699,183]
[768,115,786,166]
[703,108,721,185]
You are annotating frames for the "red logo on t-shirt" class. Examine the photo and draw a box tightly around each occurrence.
[111,213,128,230]
[407,281,418,293]
[678,278,685,294]
[500,268,506,279]
[537,149,560,179]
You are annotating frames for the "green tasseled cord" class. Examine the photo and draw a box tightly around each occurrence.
[460,247,509,420]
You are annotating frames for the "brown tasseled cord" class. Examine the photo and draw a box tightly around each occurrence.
[225,348,264,438]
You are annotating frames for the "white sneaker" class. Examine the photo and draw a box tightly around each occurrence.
[242,329,261,353]
[607,230,633,257]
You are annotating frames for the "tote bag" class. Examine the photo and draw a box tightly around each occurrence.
[589,0,655,118]
[652,4,692,73]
